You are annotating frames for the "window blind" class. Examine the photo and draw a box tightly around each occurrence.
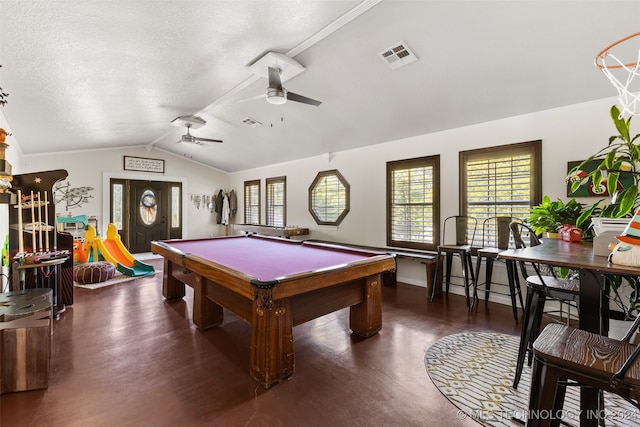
[266,177,285,227]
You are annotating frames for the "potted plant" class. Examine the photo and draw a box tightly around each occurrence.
[568,105,640,327]
[569,105,640,220]
[527,196,598,238]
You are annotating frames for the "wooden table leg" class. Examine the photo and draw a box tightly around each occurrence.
[577,269,604,427]
[162,259,185,300]
[192,276,223,330]
[250,298,294,388]
[349,274,382,338]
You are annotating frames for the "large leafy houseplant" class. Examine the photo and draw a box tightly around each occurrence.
[568,105,640,320]
[569,105,640,220]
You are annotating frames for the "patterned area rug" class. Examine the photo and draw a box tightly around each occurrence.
[424,331,640,426]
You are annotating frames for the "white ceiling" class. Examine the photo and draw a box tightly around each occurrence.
[1,1,640,173]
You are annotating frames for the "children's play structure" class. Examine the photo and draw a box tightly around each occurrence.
[76,223,155,277]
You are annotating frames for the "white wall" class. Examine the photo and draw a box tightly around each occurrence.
[0,96,627,300]
[228,96,623,295]
[20,146,230,239]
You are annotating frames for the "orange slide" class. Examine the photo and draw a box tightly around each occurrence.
[82,224,155,277]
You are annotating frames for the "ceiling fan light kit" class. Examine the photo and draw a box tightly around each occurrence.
[266,88,287,105]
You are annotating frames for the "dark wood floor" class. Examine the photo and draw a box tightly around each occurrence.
[1,259,522,426]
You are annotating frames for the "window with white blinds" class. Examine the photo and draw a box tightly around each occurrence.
[266,176,286,227]
[460,141,542,246]
[244,179,261,224]
[387,155,440,250]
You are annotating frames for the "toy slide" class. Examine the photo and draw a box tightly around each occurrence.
[83,224,155,277]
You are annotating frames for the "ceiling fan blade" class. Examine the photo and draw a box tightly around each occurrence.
[286,91,322,106]
[195,137,223,144]
[268,66,283,90]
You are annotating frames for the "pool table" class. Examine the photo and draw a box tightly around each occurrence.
[151,234,396,388]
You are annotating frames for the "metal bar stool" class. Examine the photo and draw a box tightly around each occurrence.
[528,319,640,426]
[509,221,580,389]
[470,216,524,322]
[430,215,477,306]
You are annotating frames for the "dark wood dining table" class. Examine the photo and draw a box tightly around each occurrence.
[499,238,640,426]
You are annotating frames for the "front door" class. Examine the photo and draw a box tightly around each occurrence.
[110,179,182,253]
[129,180,167,253]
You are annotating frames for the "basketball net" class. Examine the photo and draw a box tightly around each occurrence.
[596,32,640,117]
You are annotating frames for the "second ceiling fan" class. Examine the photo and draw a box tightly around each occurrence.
[171,116,222,146]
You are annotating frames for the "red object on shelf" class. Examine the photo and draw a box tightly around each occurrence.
[558,224,582,242]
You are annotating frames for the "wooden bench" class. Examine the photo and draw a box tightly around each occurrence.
[0,288,53,395]
[305,240,443,296]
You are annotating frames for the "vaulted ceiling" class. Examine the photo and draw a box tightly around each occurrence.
[1,1,639,172]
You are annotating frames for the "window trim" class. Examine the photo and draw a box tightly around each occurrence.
[459,140,542,243]
[386,155,441,251]
[308,169,350,226]
[266,176,286,227]
[244,179,261,225]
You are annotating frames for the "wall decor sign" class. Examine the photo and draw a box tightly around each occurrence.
[566,160,634,197]
[123,156,165,173]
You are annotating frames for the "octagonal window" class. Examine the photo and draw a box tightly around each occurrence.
[308,170,350,226]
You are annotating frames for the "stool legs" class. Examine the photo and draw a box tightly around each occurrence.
[430,248,474,307]
[470,255,483,311]
[471,257,522,324]
[513,287,546,389]
[430,249,443,302]
[505,259,523,323]
[444,253,453,294]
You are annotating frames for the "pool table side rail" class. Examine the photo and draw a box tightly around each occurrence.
[268,254,395,299]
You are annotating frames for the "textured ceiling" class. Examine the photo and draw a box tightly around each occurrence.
[1,1,640,172]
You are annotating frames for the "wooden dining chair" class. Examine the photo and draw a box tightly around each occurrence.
[509,221,580,389]
[430,215,477,306]
[527,319,640,427]
[470,216,524,322]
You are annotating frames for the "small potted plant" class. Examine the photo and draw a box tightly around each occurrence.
[527,196,598,239]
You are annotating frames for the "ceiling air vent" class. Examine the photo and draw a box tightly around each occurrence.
[378,41,417,70]
[241,117,263,128]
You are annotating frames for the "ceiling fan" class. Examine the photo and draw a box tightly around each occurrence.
[264,66,322,106]
[171,116,222,146]
[240,52,322,106]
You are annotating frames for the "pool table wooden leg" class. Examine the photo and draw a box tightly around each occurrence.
[162,259,185,300]
[349,274,382,338]
[250,298,294,388]
[192,276,223,330]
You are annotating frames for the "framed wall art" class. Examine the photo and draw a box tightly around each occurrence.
[566,160,634,197]
[123,156,165,173]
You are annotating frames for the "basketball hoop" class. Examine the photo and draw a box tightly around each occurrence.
[595,32,640,117]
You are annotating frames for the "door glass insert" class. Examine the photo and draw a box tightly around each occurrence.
[140,189,158,225]
[112,182,124,230]
[171,186,180,228]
